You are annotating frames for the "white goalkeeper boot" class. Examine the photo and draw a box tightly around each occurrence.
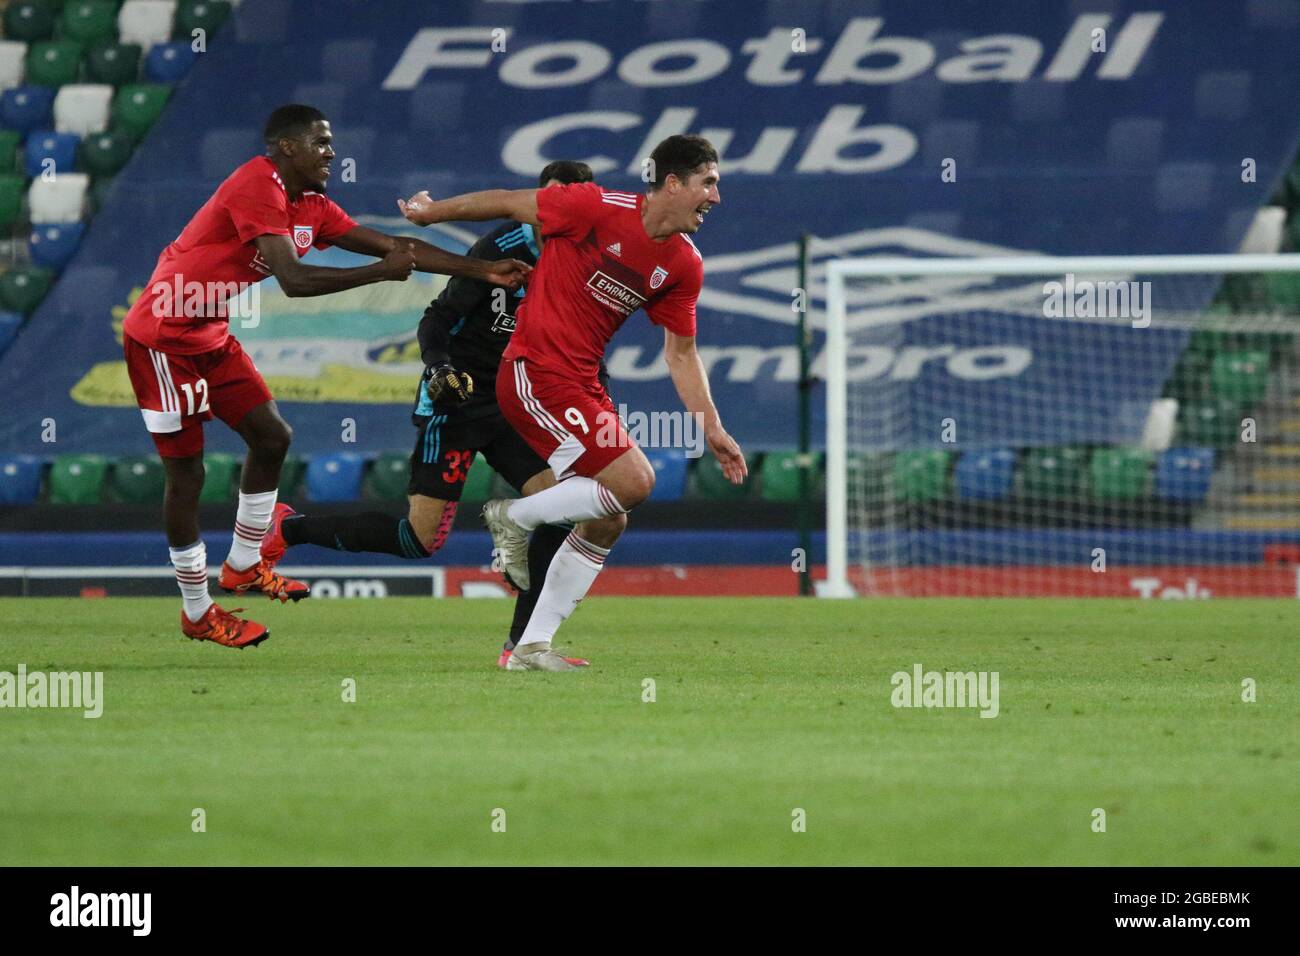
[506,641,582,672]
[482,499,530,590]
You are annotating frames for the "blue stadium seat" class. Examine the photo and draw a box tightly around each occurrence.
[1155,447,1216,504]
[955,449,1017,501]
[144,42,197,83]
[0,454,42,503]
[305,452,364,502]
[29,221,85,270]
[1,84,54,133]
[24,129,78,178]
[0,310,22,357]
[646,450,688,502]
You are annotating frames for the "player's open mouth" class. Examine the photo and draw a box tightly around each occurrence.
[694,205,710,225]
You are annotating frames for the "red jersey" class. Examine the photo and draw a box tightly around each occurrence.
[122,156,357,354]
[504,182,702,381]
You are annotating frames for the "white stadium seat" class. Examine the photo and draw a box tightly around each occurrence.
[53,85,114,137]
[28,174,90,224]
[1238,206,1287,254]
[0,41,27,93]
[118,0,178,54]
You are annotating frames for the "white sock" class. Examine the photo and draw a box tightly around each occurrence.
[517,531,610,646]
[507,477,624,531]
[226,489,277,571]
[170,541,213,623]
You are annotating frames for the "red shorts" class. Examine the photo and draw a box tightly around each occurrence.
[123,334,273,458]
[496,358,634,479]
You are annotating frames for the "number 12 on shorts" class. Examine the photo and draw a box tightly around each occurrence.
[180,379,210,416]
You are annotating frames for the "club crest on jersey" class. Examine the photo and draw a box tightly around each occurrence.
[293,225,314,250]
[650,265,669,290]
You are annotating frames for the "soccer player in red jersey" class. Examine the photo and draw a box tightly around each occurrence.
[122,105,530,649]
[399,135,746,670]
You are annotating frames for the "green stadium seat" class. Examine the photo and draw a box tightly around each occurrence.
[759,451,824,502]
[49,452,107,503]
[892,449,950,503]
[277,453,304,497]
[690,452,755,499]
[0,267,55,315]
[1178,399,1244,448]
[175,0,232,41]
[0,174,26,229]
[1088,448,1152,500]
[110,454,164,503]
[846,452,890,502]
[0,131,21,175]
[85,41,142,86]
[112,83,170,140]
[1021,446,1087,498]
[1210,350,1270,404]
[198,451,238,503]
[1164,351,1211,401]
[459,452,494,503]
[4,3,57,43]
[365,452,410,500]
[26,41,83,88]
[60,0,118,47]
[77,128,133,175]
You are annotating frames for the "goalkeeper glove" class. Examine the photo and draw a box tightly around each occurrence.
[426,364,475,405]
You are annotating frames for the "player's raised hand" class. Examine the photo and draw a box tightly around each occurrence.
[706,424,748,484]
[381,241,417,281]
[398,190,437,226]
[484,258,532,290]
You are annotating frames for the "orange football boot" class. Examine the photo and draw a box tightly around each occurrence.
[219,559,310,602]
[260,502,297,567]
[181,604,269,649]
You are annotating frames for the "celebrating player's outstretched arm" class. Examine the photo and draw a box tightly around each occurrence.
[329,225,531,289]
[399,188,541,229]
[663,329,747,484]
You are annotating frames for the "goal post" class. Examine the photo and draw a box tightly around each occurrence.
[823,253,1300,598]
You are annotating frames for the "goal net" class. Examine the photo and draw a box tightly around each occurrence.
[823,254,1300,598]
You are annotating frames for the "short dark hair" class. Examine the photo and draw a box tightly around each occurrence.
[264,104,327,147]
[647,135,718,191]
[538,160,594,187]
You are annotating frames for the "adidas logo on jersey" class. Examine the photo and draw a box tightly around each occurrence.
[606,242,622,257]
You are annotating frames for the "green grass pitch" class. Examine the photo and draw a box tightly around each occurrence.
[0,596,1296,866]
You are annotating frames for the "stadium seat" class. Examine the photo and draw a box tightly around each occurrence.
[758,451,822,502]
[0,173,25,228]
[1088,448,1152,500]
[49,452,108,503]
[0,454,42,504]
[53,83,113,136]
[144,41,195,83]
[459,452,493,503]
[3,3,56,44]
[691,452,755,500]
[1164,351,1211,401]
[78,127,132,175]
[277,452,304,497]
[26,41,82,88]
[1210,350,1270,404]
[110,454,165,503]
[846,452,890,502]
[646,450,689,501]
[24,129,79,178]
[1238,205,1286,254]
[0,41,29,92]
[198,451,238,503]
[305,452,364,503]
[28,171,89,221]
[1,84,55,132]
[954,448,1017,501]
[1265,272,1300,311]
[174,0,231,42]
[62,1,119,47]
[29,221,85,270]
[1155,447,1216,504]
[0,266,54,314]
[111,82,169,139]
[0,130,20,173]
[364,451,409,501]
[0,310,22,357]
[892,449,951,503]
[1020,446,1086,498]
[118,0,176,53]
[85,42,142,86]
